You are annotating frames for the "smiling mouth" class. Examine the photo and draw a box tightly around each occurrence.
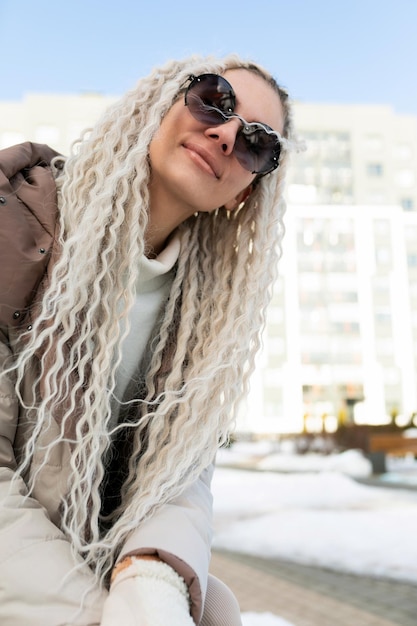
[183,143,220,179]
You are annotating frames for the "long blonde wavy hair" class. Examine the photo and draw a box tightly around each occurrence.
[12,54,294,584]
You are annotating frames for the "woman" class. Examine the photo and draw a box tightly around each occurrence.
[0,54,298,625]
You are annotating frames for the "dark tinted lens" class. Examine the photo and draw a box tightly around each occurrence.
[234,126,281,174]
[185,74,235,125]
[186,90,227,126]
[191,74,235,112]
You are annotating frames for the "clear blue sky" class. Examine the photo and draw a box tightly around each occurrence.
[1,0,416,116]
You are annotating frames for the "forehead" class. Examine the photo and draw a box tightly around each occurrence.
[222,68,285,134]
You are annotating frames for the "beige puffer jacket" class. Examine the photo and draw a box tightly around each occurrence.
[0,143,212,626]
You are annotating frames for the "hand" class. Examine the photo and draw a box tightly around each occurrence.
[100,559,194,626]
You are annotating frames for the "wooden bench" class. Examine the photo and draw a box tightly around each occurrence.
[368,433,417,455]
[367,432,417,473]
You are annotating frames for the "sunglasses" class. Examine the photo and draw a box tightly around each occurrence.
[184,73,283,176]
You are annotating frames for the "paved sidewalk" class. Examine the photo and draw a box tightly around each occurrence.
[209,550,417,626]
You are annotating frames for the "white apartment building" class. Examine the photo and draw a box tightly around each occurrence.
[245,203,417,434]
[288,102,417,211]
[1,94,417,434]
[244,103,417,434]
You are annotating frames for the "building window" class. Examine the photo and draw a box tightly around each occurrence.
[375,247,392,267]
[401,197,415,211]
[407,254,417,267]
[367,163,384,177]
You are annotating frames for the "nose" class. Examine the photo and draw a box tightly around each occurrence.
[204,118,241,156]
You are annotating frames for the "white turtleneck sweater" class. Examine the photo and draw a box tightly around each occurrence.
[112,234,181,420]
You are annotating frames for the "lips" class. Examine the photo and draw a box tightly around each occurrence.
[183,142,221,179]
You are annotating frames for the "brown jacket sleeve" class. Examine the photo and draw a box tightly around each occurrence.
[0,142,59,329]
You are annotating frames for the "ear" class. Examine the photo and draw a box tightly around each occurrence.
[223,185,253,211]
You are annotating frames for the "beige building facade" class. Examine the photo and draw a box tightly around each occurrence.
[0,92,116,154]
[247,102,417,434]
[288,102,417,212]
[246,203,417,434]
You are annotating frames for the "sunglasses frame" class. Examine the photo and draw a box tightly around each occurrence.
[184,73,283,176]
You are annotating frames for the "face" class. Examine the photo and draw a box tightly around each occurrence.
[148,68,285,222]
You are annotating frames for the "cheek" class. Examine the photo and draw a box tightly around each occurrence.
[149,106,185,165]
[156,102,185,138]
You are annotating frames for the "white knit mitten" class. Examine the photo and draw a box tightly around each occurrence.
[100,559,194,626]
